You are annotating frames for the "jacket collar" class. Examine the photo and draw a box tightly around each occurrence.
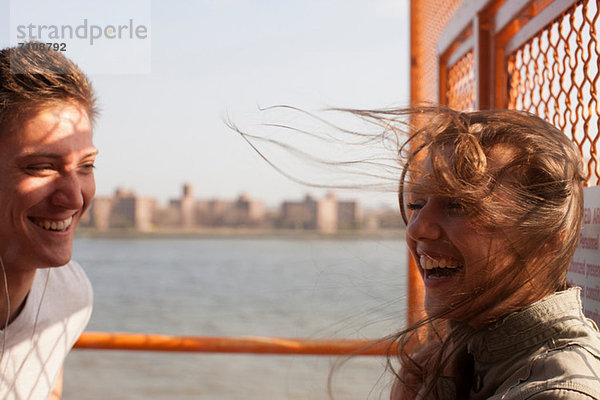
[465,288,584,364]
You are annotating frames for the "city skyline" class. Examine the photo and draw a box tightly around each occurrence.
[95,182,402,211]
[85,183,404,233]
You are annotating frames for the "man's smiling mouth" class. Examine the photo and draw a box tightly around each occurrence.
[29,216,73,232]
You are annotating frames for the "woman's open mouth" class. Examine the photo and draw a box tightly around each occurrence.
[419,254,464,280]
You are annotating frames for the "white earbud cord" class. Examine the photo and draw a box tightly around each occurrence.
[0,263,51,395]
[0,255,10,362]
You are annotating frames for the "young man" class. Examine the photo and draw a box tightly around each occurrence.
[0,44,97,399]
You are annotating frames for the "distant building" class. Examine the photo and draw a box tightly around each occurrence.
[280,194,318,230]
[182,183,196,229]
[89,188,156,231]
[152,203,180,228]
[363,208,404,231]
[317,192,338,234]
[88,197,112,230]
[226,193,266,227]
[158,184,266,229]
[338,200,362,230]
[279,193,361,233]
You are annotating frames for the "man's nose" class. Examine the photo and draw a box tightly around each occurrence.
[51,171,84,209]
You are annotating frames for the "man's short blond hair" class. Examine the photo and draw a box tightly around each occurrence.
[0,43,97,137]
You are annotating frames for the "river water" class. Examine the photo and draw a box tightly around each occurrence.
[63,236,407,400]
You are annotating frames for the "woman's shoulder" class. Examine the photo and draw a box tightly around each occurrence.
[487,288,600,399]
[496,341,600,400]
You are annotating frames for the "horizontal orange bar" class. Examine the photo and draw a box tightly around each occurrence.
[74,331,394,356]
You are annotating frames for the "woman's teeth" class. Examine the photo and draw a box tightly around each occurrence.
[32,216,73,231]
[419,255,462,270]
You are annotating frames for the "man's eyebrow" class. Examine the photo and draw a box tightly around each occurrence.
[20,149,99,159]
[83,149,100,158]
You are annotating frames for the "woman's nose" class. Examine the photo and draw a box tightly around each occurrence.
[406,203,443,241]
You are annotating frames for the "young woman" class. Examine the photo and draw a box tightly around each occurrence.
[233,105,600,399]
[389,107,600,399]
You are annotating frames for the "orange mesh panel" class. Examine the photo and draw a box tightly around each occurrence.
[446,50,476,110]
[507,0,600,185]
[411,0,465,103]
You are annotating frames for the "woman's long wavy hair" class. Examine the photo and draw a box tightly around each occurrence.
[229,105,585,399]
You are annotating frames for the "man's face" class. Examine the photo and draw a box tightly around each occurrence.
[0,103,97,271]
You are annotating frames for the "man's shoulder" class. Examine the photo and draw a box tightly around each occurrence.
[54,260,92,285]
[44,260,93,309]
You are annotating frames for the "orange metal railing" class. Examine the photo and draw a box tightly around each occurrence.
[74,332,394,356]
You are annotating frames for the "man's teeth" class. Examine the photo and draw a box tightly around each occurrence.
[32,217,73,231]
[419,255,462,270]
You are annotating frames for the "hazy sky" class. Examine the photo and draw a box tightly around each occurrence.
[1,0,410,208]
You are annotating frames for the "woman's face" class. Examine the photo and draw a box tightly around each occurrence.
[405,147,517,320]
